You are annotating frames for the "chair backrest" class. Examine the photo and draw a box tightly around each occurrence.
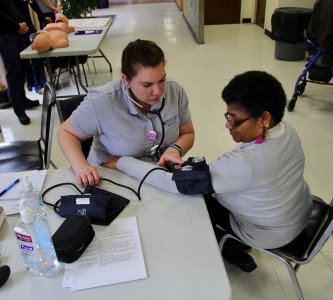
[40,81,56,169]
[55,95,93,158]
[56,95,85,123]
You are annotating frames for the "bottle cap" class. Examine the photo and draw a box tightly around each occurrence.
[20,206,34,224]
[23,176,33,192]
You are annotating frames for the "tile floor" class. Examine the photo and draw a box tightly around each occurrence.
[1,3,333,299]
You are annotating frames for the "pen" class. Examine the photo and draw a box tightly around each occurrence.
[0,179,20,198]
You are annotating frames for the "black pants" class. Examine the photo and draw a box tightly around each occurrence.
[0,33,26,113]
[204,194,249,256]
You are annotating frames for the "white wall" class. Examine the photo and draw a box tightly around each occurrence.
[264,0,316,32]
[241,0,256,22]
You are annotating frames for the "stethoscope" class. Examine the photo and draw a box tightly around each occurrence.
[122,84,166,159]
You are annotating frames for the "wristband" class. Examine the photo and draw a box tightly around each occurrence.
[168,143,184,157]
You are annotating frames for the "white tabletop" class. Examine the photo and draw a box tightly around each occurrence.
[0,168,231,300]
[20,17,113,59]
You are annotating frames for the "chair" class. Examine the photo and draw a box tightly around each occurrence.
[48,56,89,95]
[288,0,333,111]
[55,95,93,158]
[0,81,56,172]
[220,195,333,300]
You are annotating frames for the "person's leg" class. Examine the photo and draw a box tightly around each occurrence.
[204,193,233,239]
[0,34,29,124]
[204,194,257,272]
[23,28,46,93]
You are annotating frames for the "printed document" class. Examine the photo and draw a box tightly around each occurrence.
[69,17,110,27]
[63,216,147,291]
[0,170,47,215]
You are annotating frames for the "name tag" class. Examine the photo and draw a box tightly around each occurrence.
[76,197,90,205]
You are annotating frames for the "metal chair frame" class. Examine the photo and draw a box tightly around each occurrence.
[0,81,56,172]
[220,196,333,300]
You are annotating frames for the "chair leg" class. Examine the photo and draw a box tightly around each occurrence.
[220,234,305,300]
[81,64,88,87]
[274,256,304,300]
[70,66,81,94]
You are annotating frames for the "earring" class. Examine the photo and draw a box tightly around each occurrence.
[255,123,269,144]
[263,123,269,139]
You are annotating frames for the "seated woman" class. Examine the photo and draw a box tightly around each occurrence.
[105,71,313,273]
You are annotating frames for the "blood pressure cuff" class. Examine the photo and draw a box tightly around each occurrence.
[52,215,95,263]
[56,185,130,226]
[171,164,215,195]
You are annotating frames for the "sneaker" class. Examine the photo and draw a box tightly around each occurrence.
[222,249,257,273]
[15,110,30,125]
[25,98,40,108]
[0,101,11,109]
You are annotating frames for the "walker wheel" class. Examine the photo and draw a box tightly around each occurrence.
[288,97,297,112]
[296,81,306,95]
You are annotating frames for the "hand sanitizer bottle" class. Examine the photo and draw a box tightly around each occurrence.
[13,206,60,277]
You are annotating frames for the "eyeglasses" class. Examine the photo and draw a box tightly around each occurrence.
[224,112,251,128]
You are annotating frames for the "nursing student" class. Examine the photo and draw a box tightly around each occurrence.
[57,39,195,187]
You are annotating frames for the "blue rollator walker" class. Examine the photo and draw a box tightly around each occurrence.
[288,38,333,112]
[287,0,333,112]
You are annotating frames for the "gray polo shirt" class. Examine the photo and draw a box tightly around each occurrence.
[116,121,312,249]
[70,79,192,165]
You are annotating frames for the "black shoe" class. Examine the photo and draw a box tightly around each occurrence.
[25,98,40,108]
[15,111,30,125]
[0,265,10,288]
[0,101,11,109]
[222,249,257,273]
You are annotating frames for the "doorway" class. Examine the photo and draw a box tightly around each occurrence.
[255,0,266,28]
[204,0,241,25]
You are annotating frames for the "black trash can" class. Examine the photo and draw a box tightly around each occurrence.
[271,7,312,61]
[96,0,109,9]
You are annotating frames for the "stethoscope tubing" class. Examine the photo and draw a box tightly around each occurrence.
[122,84,166,159]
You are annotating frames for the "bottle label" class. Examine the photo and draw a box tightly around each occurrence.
[15,232,34,255]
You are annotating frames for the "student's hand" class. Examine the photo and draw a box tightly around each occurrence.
[157,147,183,166]
[101,156,121,170]
[18,22,29,34]
[75,165,101,186]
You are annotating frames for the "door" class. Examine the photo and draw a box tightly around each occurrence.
[204,0,241,25]
[255,0,266,28]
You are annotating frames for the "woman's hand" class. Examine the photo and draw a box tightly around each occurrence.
[75,165,101,186]
[157,147,183,167]
[101,156,121,170]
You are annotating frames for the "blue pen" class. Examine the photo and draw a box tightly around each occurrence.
[0,178,20,198]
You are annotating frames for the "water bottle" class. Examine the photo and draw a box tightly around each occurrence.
[19,176,45,218]
[13,206,60,277]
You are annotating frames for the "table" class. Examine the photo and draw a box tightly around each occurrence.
[0,168,231,300]
[20,17,114,97]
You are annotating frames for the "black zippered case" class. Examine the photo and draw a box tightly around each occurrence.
[52,215,95,263]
